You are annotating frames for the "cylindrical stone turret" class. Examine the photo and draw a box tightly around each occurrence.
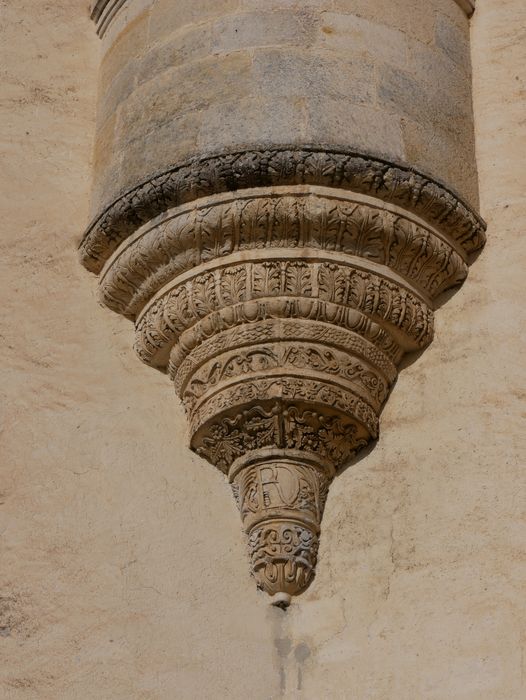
[82,0,485,604]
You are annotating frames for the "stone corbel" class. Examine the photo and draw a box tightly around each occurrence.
[82,0,484,606]
[81,147,485,606]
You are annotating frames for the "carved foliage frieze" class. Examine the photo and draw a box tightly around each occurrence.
[80,148,485,274]
[134,257,434,369]
[99,188,468,319]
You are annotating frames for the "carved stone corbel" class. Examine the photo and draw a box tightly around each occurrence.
[81,146,485,605]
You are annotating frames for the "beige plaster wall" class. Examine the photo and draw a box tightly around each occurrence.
[0,1,525,699]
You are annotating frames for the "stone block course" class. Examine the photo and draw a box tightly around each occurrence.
[211,10,319,54]
[378,63,472,135]
[119,110,201,190]
[330,0,436,46]
[196,96,306,152]
[91,112,118,210]
[99,9,149,93]
[305,98,405,162]
[401,118,478,206]
[435,14,471,69]
[252,49,375,105]
[136,24,213,88]
[407,40,471,94]
[317,12,409,69]
[97,58,137,128]
[116,52,253,148]
[148,0,240,44]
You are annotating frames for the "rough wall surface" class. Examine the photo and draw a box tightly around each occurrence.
[0,1,524,699]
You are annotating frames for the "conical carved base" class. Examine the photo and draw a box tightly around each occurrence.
[80,150,485,604]
[230,452,331,600]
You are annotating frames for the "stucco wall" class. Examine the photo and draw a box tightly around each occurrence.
[0,1,525,698]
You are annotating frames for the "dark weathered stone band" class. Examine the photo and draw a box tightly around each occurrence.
[80,146,486,274]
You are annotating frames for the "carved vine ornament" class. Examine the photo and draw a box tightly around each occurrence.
[81,146,485,606]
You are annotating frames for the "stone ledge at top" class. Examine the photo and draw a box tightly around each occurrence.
[90,0,476,37]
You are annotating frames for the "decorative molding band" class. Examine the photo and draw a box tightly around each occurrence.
[80,147,486,275]
[98,186,468,321]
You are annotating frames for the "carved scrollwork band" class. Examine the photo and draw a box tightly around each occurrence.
[180,342,389,412]
[98,187,468,319]
[171,320,398,388]
[82,151,484,603]
[134,256,434,369]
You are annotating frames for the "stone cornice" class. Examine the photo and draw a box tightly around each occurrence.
[80,146,486,275]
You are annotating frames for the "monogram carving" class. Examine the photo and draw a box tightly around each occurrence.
[81,168,485,605]
[233,461,329,598]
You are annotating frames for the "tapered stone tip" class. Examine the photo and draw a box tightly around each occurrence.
[270,592,292,609]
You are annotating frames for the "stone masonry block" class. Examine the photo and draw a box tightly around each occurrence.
[305,97,405,162]
[100,10,149,95]
[136,24,213,87]
[98,59,138,127]
[117,53,253,147]
[378,64,472,133]
[211,10,319,54]
[436,14,471,70]
[197,95,306,151]
[149,0,240,44]
[318,12,409,70]
[330,0,436,46]
[401,117,478,206]
[252,49,375,106]
[117,110,202,194]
